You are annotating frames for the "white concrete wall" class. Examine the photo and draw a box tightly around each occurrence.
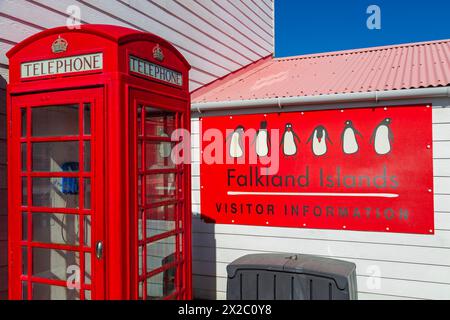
[0,0,274,89]
[191,97,450,300]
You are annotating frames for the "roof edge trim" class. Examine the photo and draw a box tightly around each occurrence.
[275,38,450,61]
[192,86,450,112]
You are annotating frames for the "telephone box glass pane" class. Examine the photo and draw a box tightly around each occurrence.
[84,215,91,247]
[137,106,143,136]
[138,209,143,241]
[178,234,183,256]
[22,213,27,240]
[146,205,176,238]
[32,178,79,208]
[32,105,79,137]
[144,107,175,137]
[32,213,79,245]
[21,108,27,137]
[145,142,175,169]
[137,143,142,170]
[137,176,142,205]
[84,141,91,172]
[138,282,143,299]
[32,141,79,172]
[84,103,91,135]
[22,177,28,206]
[85,253,91,285]
[138,246,143,276]
[21,143,27,171]
[32,283,80,300]
[22,247,28,275]
[146,267,176,300]
[84,178,91,209]
[22,282,28,300]
[32,248,80,281]
[145,174,176,204]
[146,236,176,272]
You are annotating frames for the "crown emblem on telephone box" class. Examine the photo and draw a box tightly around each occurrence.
[153,44,164,61]
[52,36,68,53]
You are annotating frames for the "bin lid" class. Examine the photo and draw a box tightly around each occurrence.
[226,253,356,290]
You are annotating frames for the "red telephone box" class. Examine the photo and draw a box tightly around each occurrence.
[6,25,192,300]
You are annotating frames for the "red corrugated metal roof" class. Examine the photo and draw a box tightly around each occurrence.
[192,39,450,103]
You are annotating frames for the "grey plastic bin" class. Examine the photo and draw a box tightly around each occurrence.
[226,253,357,300]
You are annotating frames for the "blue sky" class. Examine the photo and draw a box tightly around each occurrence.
[274,0,450,57]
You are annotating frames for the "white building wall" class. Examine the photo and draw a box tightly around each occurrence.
[190,97,450,300]
[0,0,274,299]
[0,0,274,89]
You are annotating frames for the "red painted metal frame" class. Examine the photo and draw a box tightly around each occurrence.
[129,88,191,300]
[7,25,192,300]
[9,89,105,299]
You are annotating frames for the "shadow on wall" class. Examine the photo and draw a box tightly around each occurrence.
[0,75,8,299]
[192,215,217,300]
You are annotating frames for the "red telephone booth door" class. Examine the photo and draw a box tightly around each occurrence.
[131,89,191,300]
[9,88,105,300]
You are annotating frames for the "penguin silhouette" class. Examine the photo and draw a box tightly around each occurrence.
[281,123,301,156]
[341,120,362,155]
[370,118,393,155]
[253,120,270,157]
[227,125,245,158]
[306,125,332,156]
[158,128,172,158]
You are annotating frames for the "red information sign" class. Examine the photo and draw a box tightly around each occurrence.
[200,105,434,234]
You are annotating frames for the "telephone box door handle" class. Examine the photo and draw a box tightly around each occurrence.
[95,241,104,260]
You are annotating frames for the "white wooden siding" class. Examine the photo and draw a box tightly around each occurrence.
[0,0,274,89]
[0,0,273,299]
[191,97,450,300]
